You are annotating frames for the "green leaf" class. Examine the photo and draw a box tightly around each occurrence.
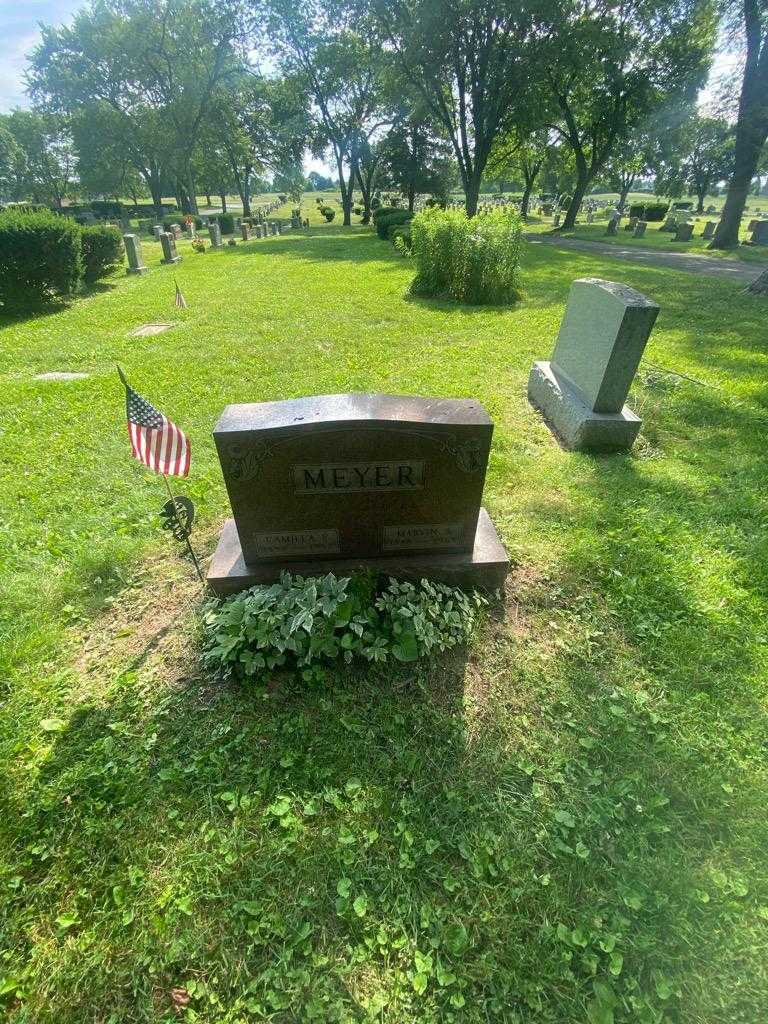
[412,972,428,995]
[352,895,368,918]
[608,952,623,976]
[336,878,352,899]
[554,809,576,828]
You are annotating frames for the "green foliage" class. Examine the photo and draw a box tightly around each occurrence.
[375,209,413,240]
[391,225,412,252]
[0,208,83,310]
[410,206,524,305]
[201,572,485,682]
[629,202,669,222]
[214,212,235,234]
[372,205,400,225]
[191,236,206,253]
[80,225,123,284]
[320,206,336,222]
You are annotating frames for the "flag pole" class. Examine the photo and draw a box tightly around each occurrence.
[162,474,205,584]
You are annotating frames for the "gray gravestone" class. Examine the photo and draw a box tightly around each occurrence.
[160,232,182,265]
[171,224,182,239]
[751,220,768,245]
[123,234,148,275]
[186,222,195,239]
[527,277,659,452]
[207,393,510,595]
[553,212,561,228]
[701,221,716,239]
[674,222,694,242]
[153,224,163,240]
[633,221,647,238]
[605,216,619,236]
[241,223,251,240]
[625,217,638,232]
[660,216,677,232]
[586,210,594,223]
[208,222,223,248]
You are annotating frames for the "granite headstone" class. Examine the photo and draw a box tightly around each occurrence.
[527,278,659,452]
[208,393,510,594]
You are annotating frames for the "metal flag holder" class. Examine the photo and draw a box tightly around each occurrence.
[160,475,205,583]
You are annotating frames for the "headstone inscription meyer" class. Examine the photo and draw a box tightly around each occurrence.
[673,222,694,242]
[207,393,510,595]
[123,233,148,275]
[527,278,659,452]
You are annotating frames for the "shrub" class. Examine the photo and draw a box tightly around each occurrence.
[372,205,400,226]
[628,202,668,222]
[201,572,485,683]
[391,225,412,253]
[214,212,235,234]
[376,209,413,240]
[320,206,336,222]
[0,208,83,311]
[80,225,124,283]
[410,206,523,305]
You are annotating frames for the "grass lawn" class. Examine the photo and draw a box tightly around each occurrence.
[2,206,768,1023]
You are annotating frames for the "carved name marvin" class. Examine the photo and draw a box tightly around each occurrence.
[207,393,510,594]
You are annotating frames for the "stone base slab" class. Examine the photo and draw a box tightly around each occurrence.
[528,361,641,452]
[127,266,149,275]
[161,256,182,265]
[207,508,510,597]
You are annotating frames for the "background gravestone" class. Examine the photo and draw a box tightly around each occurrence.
[208,223,223,248]
[207,393,510,595]
[702,221,716,239]
[123,233,148,275]
[527,277,659,452]
[160,232,181,265]
[751,220,768,245]
[633,221,647,238]
[674,222,694,242]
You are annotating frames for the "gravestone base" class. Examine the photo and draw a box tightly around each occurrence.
[126,265,149,275]
[208,508,510,596]
[161,255,182,265]
[528,360,641,452]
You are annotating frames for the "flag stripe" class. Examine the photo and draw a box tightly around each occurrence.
[121,374,190,478]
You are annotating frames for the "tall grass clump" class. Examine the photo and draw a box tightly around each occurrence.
[409,206,524,304]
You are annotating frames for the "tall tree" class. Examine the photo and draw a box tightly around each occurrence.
[267,0,384,225]
[207,74,309,215]
[28,0,246,213]
[542,0,716,230]
[0,118,29,202]
[654,114,733,212]
[369,0,540,216]
[487,127,552,218]
[711,1,768,248]
[380,121,455,212]
[4,110,73,208]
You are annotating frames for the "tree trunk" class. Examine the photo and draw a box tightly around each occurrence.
[205,193,212,207]
[186,169,198,215]
[408,184,415,214]
[711,19,768,249]
[220,193,227,214]
[520,184,532,219]
[745,266,768,294]
[465,174,481,217]
[618,186,631,214]
[562,174,587,231]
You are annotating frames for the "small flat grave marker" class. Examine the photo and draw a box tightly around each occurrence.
[129,323,173,337]
[35,371,90,381]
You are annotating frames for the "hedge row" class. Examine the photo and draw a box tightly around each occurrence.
[0,209,123,312]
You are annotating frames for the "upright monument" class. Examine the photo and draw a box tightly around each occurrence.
[207,393,509,595]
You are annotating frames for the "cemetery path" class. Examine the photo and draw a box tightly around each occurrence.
[526,234,768,285]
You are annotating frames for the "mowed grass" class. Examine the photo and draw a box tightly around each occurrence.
[1,205,768,1024]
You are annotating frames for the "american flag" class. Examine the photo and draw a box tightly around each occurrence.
[118,367,190,477]
[174,278,187,308]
